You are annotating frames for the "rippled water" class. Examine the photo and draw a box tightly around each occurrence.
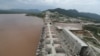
[0,14,43,56]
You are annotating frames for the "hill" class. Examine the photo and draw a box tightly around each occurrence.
[0,9,41,14]
[48,8,100,22]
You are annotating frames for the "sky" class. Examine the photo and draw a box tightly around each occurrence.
[0,0,100,14]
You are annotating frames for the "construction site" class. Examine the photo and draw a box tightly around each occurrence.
[36,12,100,56]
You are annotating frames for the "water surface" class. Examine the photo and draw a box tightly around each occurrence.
[0,14,43,56]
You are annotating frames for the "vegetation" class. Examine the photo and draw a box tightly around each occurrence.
[26,12,45,18]
[83,25,100,40]
[83,37,100,47]
[48,8,100,22]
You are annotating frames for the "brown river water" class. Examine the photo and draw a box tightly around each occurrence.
[0,14,43,56]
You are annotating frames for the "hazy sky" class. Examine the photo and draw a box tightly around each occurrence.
[0,0,100,14]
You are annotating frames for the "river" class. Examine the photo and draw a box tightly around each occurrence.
[0,14,43,56]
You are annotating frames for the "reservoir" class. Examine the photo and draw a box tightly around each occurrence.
[0,14,43,56]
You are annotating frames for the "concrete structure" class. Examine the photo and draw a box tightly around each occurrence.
[37,12,67,56]
[55,23,83,30]
[36,11,99,56]
[60,28,88,56]
[58,27,97,56]
[82,23,100,25]
[43,22,67,56]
